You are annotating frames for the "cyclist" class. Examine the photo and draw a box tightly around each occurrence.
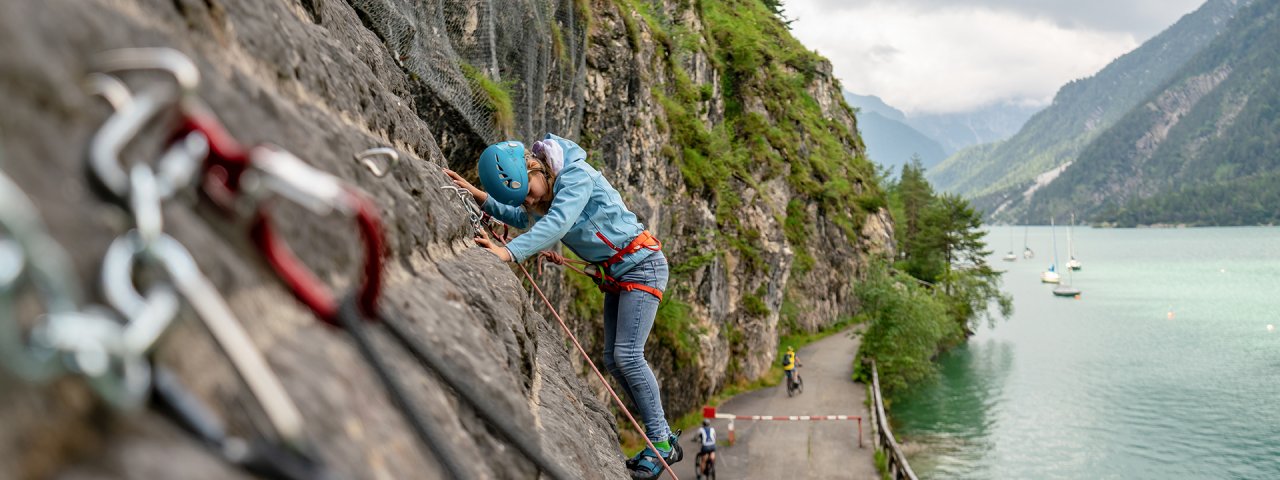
[782,346,799,388]
[694,419,716,479]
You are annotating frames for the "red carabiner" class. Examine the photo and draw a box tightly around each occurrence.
[178,110,385,326]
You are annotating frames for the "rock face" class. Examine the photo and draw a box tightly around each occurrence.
[0,0,891,478]
[0,0,623,478]
[344,0,893,422]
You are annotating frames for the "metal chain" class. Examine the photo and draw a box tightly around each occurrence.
[440,185,487,233]
[81,51,307,445]
[0,166,173,409]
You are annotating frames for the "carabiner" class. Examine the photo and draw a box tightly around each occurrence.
[183,116,385,325]
[355,147,399,178]
[85,68,207,207]
[440,185,485,233]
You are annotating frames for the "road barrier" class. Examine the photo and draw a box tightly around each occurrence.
[701,406,863,448]
[869,360,919,480]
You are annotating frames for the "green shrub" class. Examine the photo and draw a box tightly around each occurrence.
[855,263,959,393]
[654,298,699,368]
[461,63,514,136]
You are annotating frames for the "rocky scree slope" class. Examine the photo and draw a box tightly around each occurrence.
[347,0,895,421]
[0,0,624,478]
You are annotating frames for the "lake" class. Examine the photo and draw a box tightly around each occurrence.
[891,226,1280,479]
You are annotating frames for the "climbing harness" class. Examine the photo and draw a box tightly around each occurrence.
[85,48,573,480]
[557,231,664,300]
[439,188,678,479]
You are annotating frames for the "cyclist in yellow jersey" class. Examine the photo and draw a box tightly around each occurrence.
[782,346,798,384]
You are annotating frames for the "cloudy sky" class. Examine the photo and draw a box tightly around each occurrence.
[786,0,1205,114]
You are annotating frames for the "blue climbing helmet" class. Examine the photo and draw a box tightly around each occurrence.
[477,140,528,206]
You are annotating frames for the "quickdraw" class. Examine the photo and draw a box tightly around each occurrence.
[83,48,574,480]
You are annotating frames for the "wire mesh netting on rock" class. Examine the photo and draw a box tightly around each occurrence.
[347,0,588,170]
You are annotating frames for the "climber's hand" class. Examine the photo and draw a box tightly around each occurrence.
[474,229,512,262]
[539,251,567,265]
[443,168,487,205]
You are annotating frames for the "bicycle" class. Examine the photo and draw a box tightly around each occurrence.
[695,450,716,480]
[786,365,804,397]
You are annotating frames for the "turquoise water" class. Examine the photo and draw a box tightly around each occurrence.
[891,226,1280,479]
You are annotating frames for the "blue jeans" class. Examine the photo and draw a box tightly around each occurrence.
[602,251,670,444]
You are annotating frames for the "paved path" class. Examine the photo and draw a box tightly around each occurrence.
[672,328,877,479]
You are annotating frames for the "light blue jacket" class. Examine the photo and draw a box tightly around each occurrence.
[481,134,656,276]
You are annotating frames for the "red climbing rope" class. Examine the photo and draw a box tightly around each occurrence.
[486,224,678,480]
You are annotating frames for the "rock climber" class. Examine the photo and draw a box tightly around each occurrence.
[443,134,681,479]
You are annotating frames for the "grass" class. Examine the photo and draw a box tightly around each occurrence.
[875,449,889,479]
[460,63,514,136]
[653,298,700,369]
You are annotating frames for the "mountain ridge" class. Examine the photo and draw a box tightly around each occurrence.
[927,0,1245,222]
[1027,0,1280,225]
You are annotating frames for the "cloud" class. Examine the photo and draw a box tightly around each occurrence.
[794,0,1204,36]
[785,0,1204,114]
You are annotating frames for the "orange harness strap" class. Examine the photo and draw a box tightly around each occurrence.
[596,230,662,268]
[561,231,664,300]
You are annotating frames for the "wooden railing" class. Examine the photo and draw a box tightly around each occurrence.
[870,360,919,480]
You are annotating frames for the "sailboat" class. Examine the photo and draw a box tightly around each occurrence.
[1053,266,1081,297]
[1040,218,1061,284]
[1003,225,1017,262]
[1067,213,1082,271]
[1051,216,1081,297]
[1022,224,1035,259]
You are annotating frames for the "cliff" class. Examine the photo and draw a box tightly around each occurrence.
[0,1,621,478]
[0,0,890,477]
[344,0,891,417]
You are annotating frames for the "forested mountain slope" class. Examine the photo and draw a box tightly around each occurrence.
[927,0,1244,221]
[1028,0,1280,225]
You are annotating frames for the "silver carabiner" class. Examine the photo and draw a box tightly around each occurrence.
[439,185,485,233]
[249,144,353,216]
[86,49,207,205]
[38,309,153,410]
[92,48,199,96]
[355,147,399,178]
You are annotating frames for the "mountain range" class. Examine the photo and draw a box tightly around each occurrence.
[927,0,1248,224]
[845,92,1037,175]
[1029,0,1280,226]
